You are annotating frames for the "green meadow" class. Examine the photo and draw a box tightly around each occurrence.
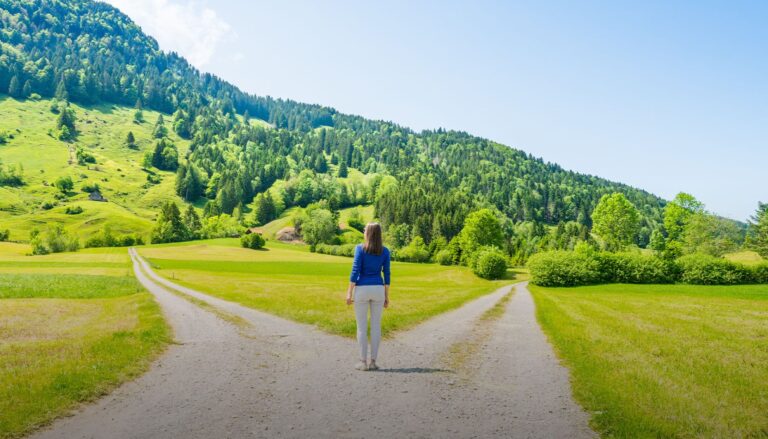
[530,283,768,438]
[0,96,190,240]
[0,243,169,439]
[139,238,511,337]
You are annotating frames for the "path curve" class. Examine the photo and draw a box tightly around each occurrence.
[30,250,593,438]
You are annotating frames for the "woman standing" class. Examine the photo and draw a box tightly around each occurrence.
[345,222,390,371]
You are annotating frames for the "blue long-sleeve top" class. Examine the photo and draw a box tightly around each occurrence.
[349,244,391,285]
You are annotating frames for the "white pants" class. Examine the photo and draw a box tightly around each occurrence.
[353,285,385,361]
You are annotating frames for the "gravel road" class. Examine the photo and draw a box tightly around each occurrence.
[30,249,594,439]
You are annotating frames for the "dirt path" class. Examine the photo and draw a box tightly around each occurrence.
[31,250,594,439]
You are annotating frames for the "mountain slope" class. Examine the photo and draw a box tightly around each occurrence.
[0,0,666,246]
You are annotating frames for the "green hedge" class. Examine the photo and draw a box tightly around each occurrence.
[527,251,602,287]
[677,254,754,285]
[596,252,677,284]
[529,250,766,287]
[314,243,357,257]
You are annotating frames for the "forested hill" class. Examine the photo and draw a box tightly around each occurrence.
[0,0,666,245]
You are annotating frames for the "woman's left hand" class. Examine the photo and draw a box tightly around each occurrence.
[346,295,353,305]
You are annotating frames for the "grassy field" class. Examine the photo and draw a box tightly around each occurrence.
[0,95,190,240]
[139,238,512,337]
[724,250,764,266]
[530,283,768,438]
[0,243,169,439]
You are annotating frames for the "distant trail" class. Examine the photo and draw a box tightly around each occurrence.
[31,250,594,438]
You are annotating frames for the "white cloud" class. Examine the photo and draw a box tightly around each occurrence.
[101,0,232,68]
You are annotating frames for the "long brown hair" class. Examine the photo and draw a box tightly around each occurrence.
[363,222,383,255]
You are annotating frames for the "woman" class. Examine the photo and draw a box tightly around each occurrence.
[345,222,390,371]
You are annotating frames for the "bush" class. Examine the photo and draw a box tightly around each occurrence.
[40,200,57,210]
[64,205,83,215]
[314,243,357,257]
[348,218,365,233]
[753,263,768,284]
[76,147,96,165]
[678,253,755,285]
[435,249,454,266]
[0,229,9,242]
[395,236,430,263]
[30,225,79,255]
[596,252,677,284]
[241,233,266,250]
[471,246,508,279]
[81,182,100,193]
[528,251,602,287]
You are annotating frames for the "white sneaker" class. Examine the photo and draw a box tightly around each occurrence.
[355,361,368,371]
[368,360,379,371]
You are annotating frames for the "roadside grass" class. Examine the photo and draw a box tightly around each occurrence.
[530,283,768,438]
[0,273,142,299]
[724,250,763,266]
[139,240,510,337]
[0,249,169,439]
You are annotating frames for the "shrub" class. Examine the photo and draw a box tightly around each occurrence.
[435,249,454,266]
[677,253,755,285]
[596,252,676,284]
[40,200,57,210]
[527,251,602,287]
[0,229,9,242]
[471,246,508,279]
[348,217,365,232]
[753,263,768,284]
[30,225,79,255]
[81,182,100,193]
[64,205,83,215]
[395,236,430,263]
[85,231,144,248]
[241,233,266,250]
[76,147,96,165]
[314,243,357,257]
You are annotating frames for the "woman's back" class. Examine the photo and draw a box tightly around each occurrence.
[350,244,391,286]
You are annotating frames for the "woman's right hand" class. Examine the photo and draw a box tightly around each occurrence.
[346,295,353,305]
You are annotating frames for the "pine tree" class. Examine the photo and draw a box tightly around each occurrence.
[54,78,68,101]
[153,114,168,138]
[254,192,277,225]
[337,160,348,178]
[151,202,190,243]
[747,202,768,258]
[183,205,202,239]
[22,80,32,98]
[125,131,136,149]
[314,154,328,173]
[8,75,20,98]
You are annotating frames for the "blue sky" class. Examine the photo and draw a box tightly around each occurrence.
[104,0,767,221]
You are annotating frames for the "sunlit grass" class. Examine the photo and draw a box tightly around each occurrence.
[0,247,169,439]
[140,240,511,337]
[530,283,768,438]
[0,273,142,299]
[724,250,764,266]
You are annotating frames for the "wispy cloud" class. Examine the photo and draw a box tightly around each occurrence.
[101,0,232,68]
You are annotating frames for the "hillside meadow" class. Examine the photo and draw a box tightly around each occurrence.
[0,96,189,240]
[531,283,768,438]
[0,243,169,439]
[139,238,513,337]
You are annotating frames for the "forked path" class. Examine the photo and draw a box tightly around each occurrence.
[31,250,594,439]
